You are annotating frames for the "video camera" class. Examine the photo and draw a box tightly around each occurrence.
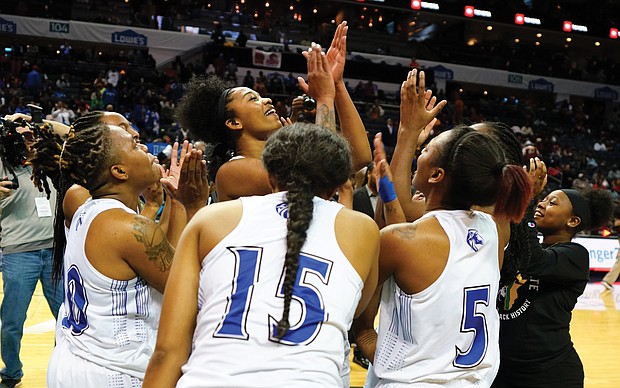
[0,104,44,189]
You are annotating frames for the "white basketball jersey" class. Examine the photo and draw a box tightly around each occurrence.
[373,210,500,387]
[177,192,364,388]
[54,198,162,380]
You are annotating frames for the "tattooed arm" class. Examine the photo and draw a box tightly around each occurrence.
[315,103,337,132]
[301,43,337,132]
[124,214,175,293]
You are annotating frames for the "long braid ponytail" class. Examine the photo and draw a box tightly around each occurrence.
[262,122,352,340]
[276,183,315,338]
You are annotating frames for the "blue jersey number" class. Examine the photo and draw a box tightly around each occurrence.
[454,285,490,368]
[214,247,263,340]
[214,247,332,345]
[61,265,90,336]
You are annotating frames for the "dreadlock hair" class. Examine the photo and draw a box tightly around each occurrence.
[435,125,531,223]
[175,74,235,182]
[262,122,352,339]
[31,111,115,282]
[476,121,533,287]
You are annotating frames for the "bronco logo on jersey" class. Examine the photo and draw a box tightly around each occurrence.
[466,229,484,252]
[275,202,289,219]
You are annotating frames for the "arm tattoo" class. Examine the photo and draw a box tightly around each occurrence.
[392,223,418,240]
[131,216,173,272]
[315,103,337,132]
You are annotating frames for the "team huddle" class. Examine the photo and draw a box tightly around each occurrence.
[1,22,614,388]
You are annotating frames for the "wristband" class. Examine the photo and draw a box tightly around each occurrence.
[379,176,397,203]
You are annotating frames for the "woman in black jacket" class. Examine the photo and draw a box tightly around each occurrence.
[493,157,613,388]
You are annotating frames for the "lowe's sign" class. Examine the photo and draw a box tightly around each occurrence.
[0,17,16,34]
[111,29,148,46]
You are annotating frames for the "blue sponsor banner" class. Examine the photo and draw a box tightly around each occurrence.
[147,142,169,156]
[528,78,554,93]
[111,29,148,46]
[430,65,454,80]
[0,17,16,34]
[594,86,619,101]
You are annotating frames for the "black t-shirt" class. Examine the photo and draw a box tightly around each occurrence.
[497,204,589,371]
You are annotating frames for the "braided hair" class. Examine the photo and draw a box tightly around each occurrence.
[262,123,352,339]
[31,111,114,281]
[175,74,236,182]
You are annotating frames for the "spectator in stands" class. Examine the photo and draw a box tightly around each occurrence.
[14,97,30,115]
[55,73,70,90]
[25,65,42,95]
[107,66,120,88]
[242,70,255,89]
[50,101,75,125]
[101,83,118,110]
[380,117,396,160]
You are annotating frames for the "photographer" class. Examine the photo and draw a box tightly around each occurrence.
[289,94,317,123]
[0,114,65,388]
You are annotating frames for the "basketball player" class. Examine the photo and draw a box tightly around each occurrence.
[143,123,380,388]
[353,71,533,387]
[31,120,207,387]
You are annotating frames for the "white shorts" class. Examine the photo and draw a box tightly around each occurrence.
[48,338,143,388]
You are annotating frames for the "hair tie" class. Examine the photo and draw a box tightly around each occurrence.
[217,88,231,129]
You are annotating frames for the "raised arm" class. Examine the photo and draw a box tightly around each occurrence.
[299,43,336,131]
[390,70,446,221]
[373,133,406,225]
[327,21,372,171]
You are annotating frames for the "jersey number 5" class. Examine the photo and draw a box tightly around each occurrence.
[214,247,332,345]
[453,285,490,368]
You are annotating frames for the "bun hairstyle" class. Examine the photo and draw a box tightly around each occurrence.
[262,122,351,339]
[176,75,236,180]
[563,187,613,233]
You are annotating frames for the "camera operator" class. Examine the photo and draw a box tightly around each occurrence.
[289,94,317,123]
[0,114,64,388]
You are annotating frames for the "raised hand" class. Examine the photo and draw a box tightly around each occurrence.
[325,21,348,86]
[399,70,447,139]
[527,157,548,198]
[162,140,193,191]
[298,43,336,103]
[279,116,293,126]
[174,149,210,220]
[373,133,396,201]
